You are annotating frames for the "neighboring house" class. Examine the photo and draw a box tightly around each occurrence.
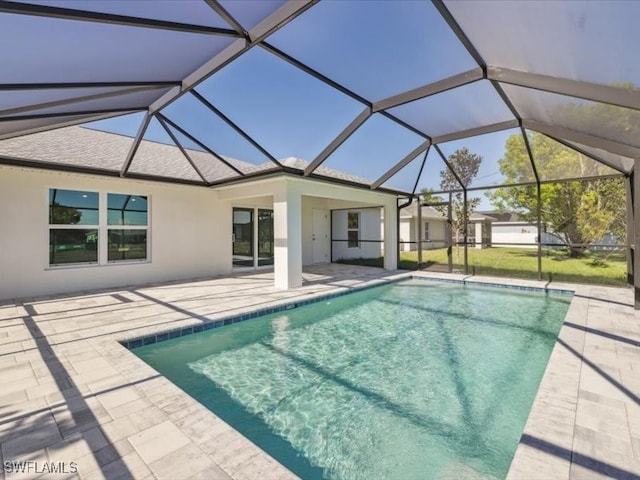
[396,204,448,251]
[389,204,494,251]
[477,211,539,248]
[476,211,578,248]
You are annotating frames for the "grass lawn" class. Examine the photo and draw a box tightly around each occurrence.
[337,247,627,286]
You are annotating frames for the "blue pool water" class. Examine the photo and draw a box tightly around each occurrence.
[133,279,571,480]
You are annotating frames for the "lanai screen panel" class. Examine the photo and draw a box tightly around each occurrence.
[437,128,534,189]
[558,139,634,174]
[319,114,426,186]
[445,0,640,88]
[0,13,236,84]
[0,111,140,140]
[158,125,245,183]
[194,47,364,163]
[267,0,478,101]
[4,88,172,120]
[382,149,430,194]
[0,1,634,190]
[11,0,231,28]
[219,0,286,31]
[162,93,278,172]
[388,81,515,139]
[503,85,640,151]
[414,149,461,194]
[527,133,620,182]
[0,86,149,114]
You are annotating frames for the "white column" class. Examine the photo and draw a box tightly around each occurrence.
[274,184,303,289]
[383,202,398,270]
[475,222,483,249]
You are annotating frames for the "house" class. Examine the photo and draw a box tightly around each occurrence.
[478,211,539,248]
[393,203,494,251]
[0,126,399,301]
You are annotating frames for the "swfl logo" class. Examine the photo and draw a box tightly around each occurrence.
[3,461,78,474]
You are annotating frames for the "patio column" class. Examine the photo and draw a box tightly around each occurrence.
[274,184,303,289]
[383,200,398,270]
[627,172,634,286]
[474,222,482,249]
[631,169,640,309]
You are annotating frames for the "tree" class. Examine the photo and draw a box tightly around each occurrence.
[50,203,81,225]
[421,147,483,252]
[487,132,625,257]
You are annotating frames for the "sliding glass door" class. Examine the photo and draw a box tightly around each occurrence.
[233,207,273,268]
[233,208,253,267]
[257,209,274,266]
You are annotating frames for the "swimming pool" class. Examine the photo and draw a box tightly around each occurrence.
[133,278,571,480]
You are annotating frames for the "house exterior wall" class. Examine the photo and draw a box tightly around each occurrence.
[0,165,228,301]
[492,222,538,247]
[301,196,329,266]
[397,218,447,251]
[332,208,382,260]
[424,219,447,249]
[399,218,413,251]
[1,168,398,300]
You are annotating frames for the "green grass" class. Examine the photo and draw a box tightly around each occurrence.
[401,247,627,286]
[336,247,627,286]
[335,257,385,268]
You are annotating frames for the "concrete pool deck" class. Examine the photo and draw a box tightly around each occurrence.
[0,265,638,479]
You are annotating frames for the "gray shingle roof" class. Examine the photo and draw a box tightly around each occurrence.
[0,127,400,188]
[0,126,255,182]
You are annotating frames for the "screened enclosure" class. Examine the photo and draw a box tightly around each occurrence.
[0,0,638,301]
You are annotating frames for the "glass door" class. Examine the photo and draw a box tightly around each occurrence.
[233,208,253,267]
[233,207,274,268]
[257,209,274,266]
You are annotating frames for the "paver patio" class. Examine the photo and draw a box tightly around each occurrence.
[0,265,638,479]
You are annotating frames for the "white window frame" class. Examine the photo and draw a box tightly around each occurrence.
[347,211,360,248]
[48,188,100,267]
[106,192,150,264]
[424,221,430,241]
[47,188,150,268]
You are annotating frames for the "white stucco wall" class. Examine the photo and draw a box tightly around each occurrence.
[492,223,538,247]
[332,208,382,260]
[0,165,229,300]
[397,218,447,251]
[1,168,399,300]
[399,218,413,251]
[424,219,446,248]
[301,196,329,266]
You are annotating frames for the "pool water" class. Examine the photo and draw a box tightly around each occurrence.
[134,279,571,480]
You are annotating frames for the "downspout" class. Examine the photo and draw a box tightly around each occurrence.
[397,196,415,269]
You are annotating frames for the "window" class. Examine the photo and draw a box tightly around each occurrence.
[347,211,360,248]
[48,189,149,266]
[424,222,430,241]
[107,194,148,262]
[49,189,99,265]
